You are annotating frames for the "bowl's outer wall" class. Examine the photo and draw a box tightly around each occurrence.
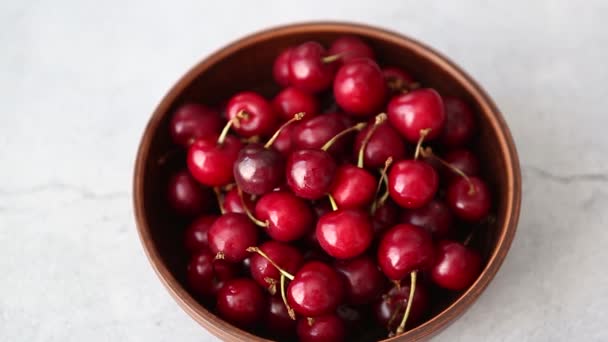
[134,22,521,342]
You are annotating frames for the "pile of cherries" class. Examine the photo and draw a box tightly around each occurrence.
[165,35,492,341]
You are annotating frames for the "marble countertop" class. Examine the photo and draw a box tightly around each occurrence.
[2,0,607,341]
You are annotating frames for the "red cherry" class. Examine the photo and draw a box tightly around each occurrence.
[287,261,344,316]
[336,305,366,330]
[439,96,476,147]
[216,278,266,328]
[187,248,238,298]
[297,315,345,342]
[432,240,482,291]
[377,224,435,280]
[167,170,212,216]
[169,103,223,147]
[272,87,319,120]
[441,149,480,182]
[187,135,243,187]
[273,48,293,87]
[387,88,445,143]
[255,191,314,242]
[373,283,430,331]
[446,177,491,222]
[208,213,258,262]
[333,58,387,116]
[316,209,373,259]
[286,149,337,200]
[288,41,337,93]
[382,66,415,93]
[265,296,297,339]
[329,35,374,64]
[249,241,303,293]
[372,200,400,236]
[400,200,453,240]
[335,255,386,305]
[226,91,277,137]
[354,121,406,168]
[271,123,295,156]
[222,187,255,214]
[388,160,439,209]
[292,113,349,154]
[233,143,285,195]
[329,164,376,209]
[184,215,217,253]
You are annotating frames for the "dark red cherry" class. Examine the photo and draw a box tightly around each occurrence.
[184,215,217,253]
[266,296,297,338]
[377,224,435,280]
[233,143,284,195]
[373,282,430,331]
[187,135,243,187]
[169,103,223,147]
[222,187,256,214]
[439,96,476,147]
[273,48,293,87]
[334,58,387,116]
[388,160,439,209]
[372,200,400,236]
[271,123,295,156]
[286,149,337,200]
[329,35,374,64]
[288,41,337,93]
[382,66,415,93]
[216,278,266,328]
[187,248,238,298]
[255,191,314,241]
[441,149,480,182]
[354,121,406,168]
[329,164,376,209]
[167,170,212,216]
[297,315,345,342]
[272,86,319,120]
[316,209,373,259]
[400,200,453,240]
[432,240,482,291]
[335,255,386,305]
[249,241,304,293]
[292,113,349,154]
[336,305,365,330]
[446,177,491,222]
[208,213,258,262]
[287,261,344,316]
[226,91,277,137]
[387,88,445,143]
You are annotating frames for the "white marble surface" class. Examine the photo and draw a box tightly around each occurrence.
[1,0,607,341]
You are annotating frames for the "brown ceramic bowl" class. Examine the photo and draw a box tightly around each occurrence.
[133,22,521,341]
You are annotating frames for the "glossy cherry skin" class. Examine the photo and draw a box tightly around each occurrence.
[273,47,293,87]
[184,215,217,254]
[372,200,400,236]
[432,240,482,291]
[329,35,374,64]
[271,123,295,156]
[272,87,319,120]
[167,170,211,216]
[297,314,345,342]
[354,121,407,168]
[208,213,258,262]
[187,135,243,187]
[255,191,314,241]
[216,278,266,329]
[441,149,480,182]
[400,200,453,240]
[373,282,430,331]
[286,149,337,200]
[222,187,255,214]
[226,91,277,137]
[187,248,238,298]
[316,209,373,259]
[249,241,304,292]
[329,164,376,209]
[446,177,491,221]
[265,296,297,339]
[388,160,439,209]
[288,41,336,93]
[169,103,223,147]
[334,58,387,116]
[335,255,386,305]
[439,96,476,147]
[382,66,415,93]
[233,144,284,195]
[387,88,445,142]
[292,113,349,154]
[377,224,435,280]
[287,261,344,316]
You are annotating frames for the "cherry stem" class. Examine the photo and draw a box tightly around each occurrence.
[328,193,338,211]
[395,271,417,335]
[237,187,268,227]
[264,277,277,296]
[246,246,295,281]
[280,274,297,320]
[463,230,474,246]
[321,122,367,151]
[419,147,476,195]
[321,54,341,63]
[371,157,393,214]
[213,187,225,214]
[218,111,248,145]
[214,251,225,260]
[387,302,405,332]
[307,317,315,326]
[264,112,306,149]
[413,128,431,160]
[357,113,388,168]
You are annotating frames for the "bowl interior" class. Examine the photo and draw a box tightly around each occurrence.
[136,23,517,341]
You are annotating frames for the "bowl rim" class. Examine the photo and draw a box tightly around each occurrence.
[133,21,521,341]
